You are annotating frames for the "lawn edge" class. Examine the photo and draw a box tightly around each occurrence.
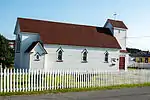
[0,83,150,96]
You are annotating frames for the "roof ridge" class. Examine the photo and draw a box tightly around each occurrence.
[106,19,128,29]
[107,19,124,22]
[18,17,99,28]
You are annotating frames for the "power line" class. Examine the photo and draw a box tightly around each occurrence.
[126,36,150,38]
[114,36,150,40]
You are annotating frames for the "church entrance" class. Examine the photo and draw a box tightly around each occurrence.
[119,57,125,70]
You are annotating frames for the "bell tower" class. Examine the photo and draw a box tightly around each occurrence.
[104,19,128,51]
[104,19,128,71]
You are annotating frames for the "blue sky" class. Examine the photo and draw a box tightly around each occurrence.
[0,0,150,50]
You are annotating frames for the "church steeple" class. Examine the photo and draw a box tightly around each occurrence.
[104,19,128,50]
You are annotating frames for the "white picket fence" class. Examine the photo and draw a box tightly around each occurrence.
[0,68,150,93]
[129,62,150,69]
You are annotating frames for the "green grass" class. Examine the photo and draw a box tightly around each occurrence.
[0,82,150,96]
[128,67,138,70]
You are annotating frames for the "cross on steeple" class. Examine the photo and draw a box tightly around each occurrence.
[113,12,117,20]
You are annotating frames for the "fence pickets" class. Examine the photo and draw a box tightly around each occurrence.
[0,68,150,93]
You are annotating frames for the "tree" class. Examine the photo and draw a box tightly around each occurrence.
[0,34,14,68]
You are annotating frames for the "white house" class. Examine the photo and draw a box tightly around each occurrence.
[14,18,128,71]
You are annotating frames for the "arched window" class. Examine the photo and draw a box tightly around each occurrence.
[83,52,87,62]
[82,49,88,63]
[56,47,64,62]
[34,52,40,61]
[104,51,109,63]
[58,50,62,61]
[36,55,39,60]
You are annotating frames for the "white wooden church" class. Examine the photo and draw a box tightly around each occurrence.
[14,18,128,71]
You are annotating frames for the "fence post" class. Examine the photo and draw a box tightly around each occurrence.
[44,70,46,90]
[33,70,36,91]
[28,69,30,91]
[66,70,69,89]
[10,68,12,92]
[49,70,52,90]
[3,69,6,92]
[0,68,2,92]
[46,70,48,90]
[69,69,71,88]
[53,70,57,90]
[77,70,79,88]
[22,69,24,92]
[13,69,15,92]
[39,70,41,91]
[25,69,28,92]
[36,70,39,91]
[31,70,34,91]
[60,70,62,89]
[16,69,18,92]
[6,69,9,92]
[73,70,75,88]
[41,70,43,91]
[51,70,54,90]
[19,69,22,92]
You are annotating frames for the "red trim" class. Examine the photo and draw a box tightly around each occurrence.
[120,50,128,53]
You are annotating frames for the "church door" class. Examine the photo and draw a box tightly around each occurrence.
[119,57,125,70]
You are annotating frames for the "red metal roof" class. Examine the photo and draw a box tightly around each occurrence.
[106,19,128,29]
[18,18,121,49]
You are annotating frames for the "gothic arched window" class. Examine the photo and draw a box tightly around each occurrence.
[81,49,88,63]
[58,50,62,61]
[56,47,64,62]
[104,51,109,63]
[34,52,40,61]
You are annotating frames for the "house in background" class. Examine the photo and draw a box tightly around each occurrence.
[127,50,150,69]
[134,51,150,63]
[13,18,128,71]
[8,40,15,50]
